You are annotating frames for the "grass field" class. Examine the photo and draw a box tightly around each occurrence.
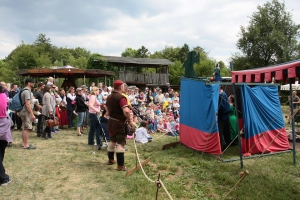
[1,123,300,200]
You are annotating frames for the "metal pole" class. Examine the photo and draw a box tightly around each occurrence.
[233,84,243,169]
[105,76,107,86]
[84,75,86,86]
[289,81,296,165]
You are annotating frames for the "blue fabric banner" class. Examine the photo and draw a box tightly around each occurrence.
[240,84,284,139]
[180,78,219,133]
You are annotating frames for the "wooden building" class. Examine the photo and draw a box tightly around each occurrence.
[99,56,174,88]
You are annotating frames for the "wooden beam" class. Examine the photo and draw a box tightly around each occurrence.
[125,157,151,177]
[162,142,180,150]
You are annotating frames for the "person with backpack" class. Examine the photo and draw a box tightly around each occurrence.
[8,83,22,130]
[19,78,36,149]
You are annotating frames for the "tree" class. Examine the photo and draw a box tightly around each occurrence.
[169,61,184,85]
[34,33,52,53]
[136,46,151,58]
[235,0,300,69]
[9,42,39,70]
[177,43,190,63]
[0,60,16,83]
[121,47,137,57]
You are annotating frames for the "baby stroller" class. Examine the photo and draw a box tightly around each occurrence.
[97,114,109,148]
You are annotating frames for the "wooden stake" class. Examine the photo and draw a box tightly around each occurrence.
[126,158,151,177]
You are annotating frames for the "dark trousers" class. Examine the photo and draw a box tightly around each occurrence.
[218,118,231,146]
[36,114,45,134]
[0,140,9,184]
[88,113,102,145]
[11,113,21,129]
[43,116,51,135]
[67,110,74,127]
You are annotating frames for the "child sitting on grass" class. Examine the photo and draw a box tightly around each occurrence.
[135,121,152,144]
[157,119,166,133]
[166,117,179,137]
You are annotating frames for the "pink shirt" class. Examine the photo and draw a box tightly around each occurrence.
[0,93,8,118]
[88,95,101,114]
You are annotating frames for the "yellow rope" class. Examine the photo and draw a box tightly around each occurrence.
[133,137,174,200]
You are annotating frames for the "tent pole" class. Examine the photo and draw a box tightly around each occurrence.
[289,81,296,165]
[233,83,243,169]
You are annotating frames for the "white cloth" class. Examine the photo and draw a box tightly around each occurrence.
[135,127,150,144]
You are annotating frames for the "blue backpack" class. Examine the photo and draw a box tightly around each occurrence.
[9,89,29,112]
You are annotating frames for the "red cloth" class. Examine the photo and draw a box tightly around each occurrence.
[55,106,61,119]
[180,124,222,155]
[59,109,69,126]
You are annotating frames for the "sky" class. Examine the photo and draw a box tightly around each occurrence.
[0,0,300,66]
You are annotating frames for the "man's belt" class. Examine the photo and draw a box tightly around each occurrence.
[110,117,125,123]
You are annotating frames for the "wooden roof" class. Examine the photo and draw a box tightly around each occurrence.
[18,67,114,78]
[96,56,173,67]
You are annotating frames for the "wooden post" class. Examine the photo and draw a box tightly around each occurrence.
[126,158,151,177]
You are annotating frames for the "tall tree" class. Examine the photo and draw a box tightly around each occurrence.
[235,0,300,69]
[177,43,190,63]
[136,46,151,58]
[121,47,137,57]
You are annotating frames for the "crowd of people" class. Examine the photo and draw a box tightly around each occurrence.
[0,78,182,181]
[0,75,243,181]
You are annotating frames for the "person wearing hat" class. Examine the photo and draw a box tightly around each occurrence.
[20,78,37,149]
[106,80,136,171]
[75,88,88,136]
[33,82,45,137]
[80,85,89,129]
[164,83,171,93]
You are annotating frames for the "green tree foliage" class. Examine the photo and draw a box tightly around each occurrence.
[0,60,17,83]
[136,46,151,58]
[10,42,39,70]
[121,47,138,57]
[87,53,118,82]
[169,61,184,85]
[233,0,300,70]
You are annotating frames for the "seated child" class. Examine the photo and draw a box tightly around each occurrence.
[157,119,166,133]
[135,121,152,144]
[173,98,180,119]
[153,115,159,132]
[166,117,179,137]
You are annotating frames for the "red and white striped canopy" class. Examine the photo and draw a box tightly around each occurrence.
[231,59,300,84]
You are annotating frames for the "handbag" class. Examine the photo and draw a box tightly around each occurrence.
[46,116,60,128]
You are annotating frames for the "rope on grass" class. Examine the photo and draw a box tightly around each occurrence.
[133,137,174,200]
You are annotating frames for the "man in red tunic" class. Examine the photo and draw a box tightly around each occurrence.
[106,80,136,171]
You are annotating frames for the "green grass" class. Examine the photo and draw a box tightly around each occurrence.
[0,126,300,200]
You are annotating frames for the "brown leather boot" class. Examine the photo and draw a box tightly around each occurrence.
[117,165,127,171]
[107,159,116,165]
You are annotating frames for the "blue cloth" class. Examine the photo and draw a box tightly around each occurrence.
[240,84,285,139]
[180,79,219,134]
[214,74,221,82]
[77,112,86,127]
[218,91,230,121]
